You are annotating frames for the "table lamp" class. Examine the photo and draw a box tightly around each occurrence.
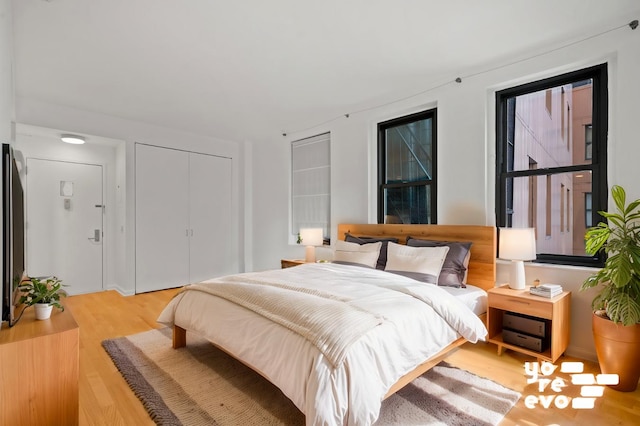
[499,227,536,290]
[299,228,324,262]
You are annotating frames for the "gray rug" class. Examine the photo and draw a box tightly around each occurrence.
[103,328,520,425]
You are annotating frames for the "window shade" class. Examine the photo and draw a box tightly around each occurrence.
[292,132,330,239]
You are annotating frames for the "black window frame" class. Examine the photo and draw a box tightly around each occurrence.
[377,108,437,224]
[496,64,608,268]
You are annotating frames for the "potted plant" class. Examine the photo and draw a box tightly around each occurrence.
[581,185,640,391]
[17,276,68,320]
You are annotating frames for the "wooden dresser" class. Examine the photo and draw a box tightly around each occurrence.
[0,307,79,426]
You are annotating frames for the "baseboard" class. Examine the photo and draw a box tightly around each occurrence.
[566,346,597,363]
[106,283,135,297]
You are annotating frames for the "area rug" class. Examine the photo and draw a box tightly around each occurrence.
[103,328,520,426]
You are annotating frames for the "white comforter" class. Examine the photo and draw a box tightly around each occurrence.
[157,263,487,426]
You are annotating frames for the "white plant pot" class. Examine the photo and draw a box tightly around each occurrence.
[34,303,53,320]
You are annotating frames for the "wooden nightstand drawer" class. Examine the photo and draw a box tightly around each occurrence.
[489,292,553,319]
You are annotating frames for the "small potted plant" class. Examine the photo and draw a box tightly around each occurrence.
[581,185,640,391]
[18,276,68,320]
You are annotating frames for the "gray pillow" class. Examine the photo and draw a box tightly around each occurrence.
[406,237,472,288]
[345,234,398,270]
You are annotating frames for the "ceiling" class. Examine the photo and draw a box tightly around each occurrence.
[11,0,640,143]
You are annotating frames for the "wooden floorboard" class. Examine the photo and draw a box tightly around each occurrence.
[65,288,640,425]
[446,340,640,425]
[65,288,180,426]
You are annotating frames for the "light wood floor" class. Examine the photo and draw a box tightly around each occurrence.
[65,289,640,426]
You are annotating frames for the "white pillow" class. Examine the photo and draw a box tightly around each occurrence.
[384,242,450,284]
[333,240,382,269]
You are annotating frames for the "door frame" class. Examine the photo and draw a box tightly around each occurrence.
[25,157,107,292]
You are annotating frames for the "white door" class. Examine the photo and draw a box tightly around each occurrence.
[26,159,103,295]
[135,144,190,293]
[188,153,233,282]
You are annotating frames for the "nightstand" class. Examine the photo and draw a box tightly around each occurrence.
[487,285,571,363]
[280,259,307,269]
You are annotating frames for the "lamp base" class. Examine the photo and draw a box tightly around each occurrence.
[508,260,526,290]
[305,246,316,263]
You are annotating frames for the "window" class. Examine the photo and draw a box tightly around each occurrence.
[585,124,593,160]
[566,187,571,232]
[545,175,552,237]
[560,183,565,233]
[566,104,571,147]
[291,133,330,240]
[528,158,538,229]
[545,89,552,115]
[496,64,607,267]
[378,109,437,224]
[561,88,566,144]
[585,192,593,228]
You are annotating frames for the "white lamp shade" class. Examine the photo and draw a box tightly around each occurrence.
[499,227,536,290]
[499,228,536,261]
[299,228,323,247]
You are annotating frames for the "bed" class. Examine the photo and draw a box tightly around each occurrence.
[157,223,496,425]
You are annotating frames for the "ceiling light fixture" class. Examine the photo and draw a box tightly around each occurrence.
[61,134,86,144]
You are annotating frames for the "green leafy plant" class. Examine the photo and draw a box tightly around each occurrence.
[18,276,68,311]
[581,185,640,326]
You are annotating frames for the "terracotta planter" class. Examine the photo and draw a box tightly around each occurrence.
[592,312,640,392]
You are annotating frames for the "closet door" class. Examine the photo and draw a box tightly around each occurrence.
[188,153,233,282]
[135,144,190,292]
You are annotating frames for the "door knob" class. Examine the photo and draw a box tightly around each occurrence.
[88,229,101,242]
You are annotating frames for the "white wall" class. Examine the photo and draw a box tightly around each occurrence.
[251,25,640,361]
[0,0,14,324]
[14,101,243,295]
[13,124,122,295]
[0,0,13,142]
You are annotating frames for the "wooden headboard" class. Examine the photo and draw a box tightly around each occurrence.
[337,224,496,291]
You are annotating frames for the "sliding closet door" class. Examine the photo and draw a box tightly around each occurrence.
[188,153,233,282]
[136,144,190,292]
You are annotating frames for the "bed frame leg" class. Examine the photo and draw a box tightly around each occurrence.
[173,325,186,349]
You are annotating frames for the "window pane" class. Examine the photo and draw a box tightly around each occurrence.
[506,80,593,172]
[385,117,433,183]
[383,185,431,224]
[504,171,591,257]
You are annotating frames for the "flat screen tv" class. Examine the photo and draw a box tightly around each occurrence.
[1,143,25,327]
